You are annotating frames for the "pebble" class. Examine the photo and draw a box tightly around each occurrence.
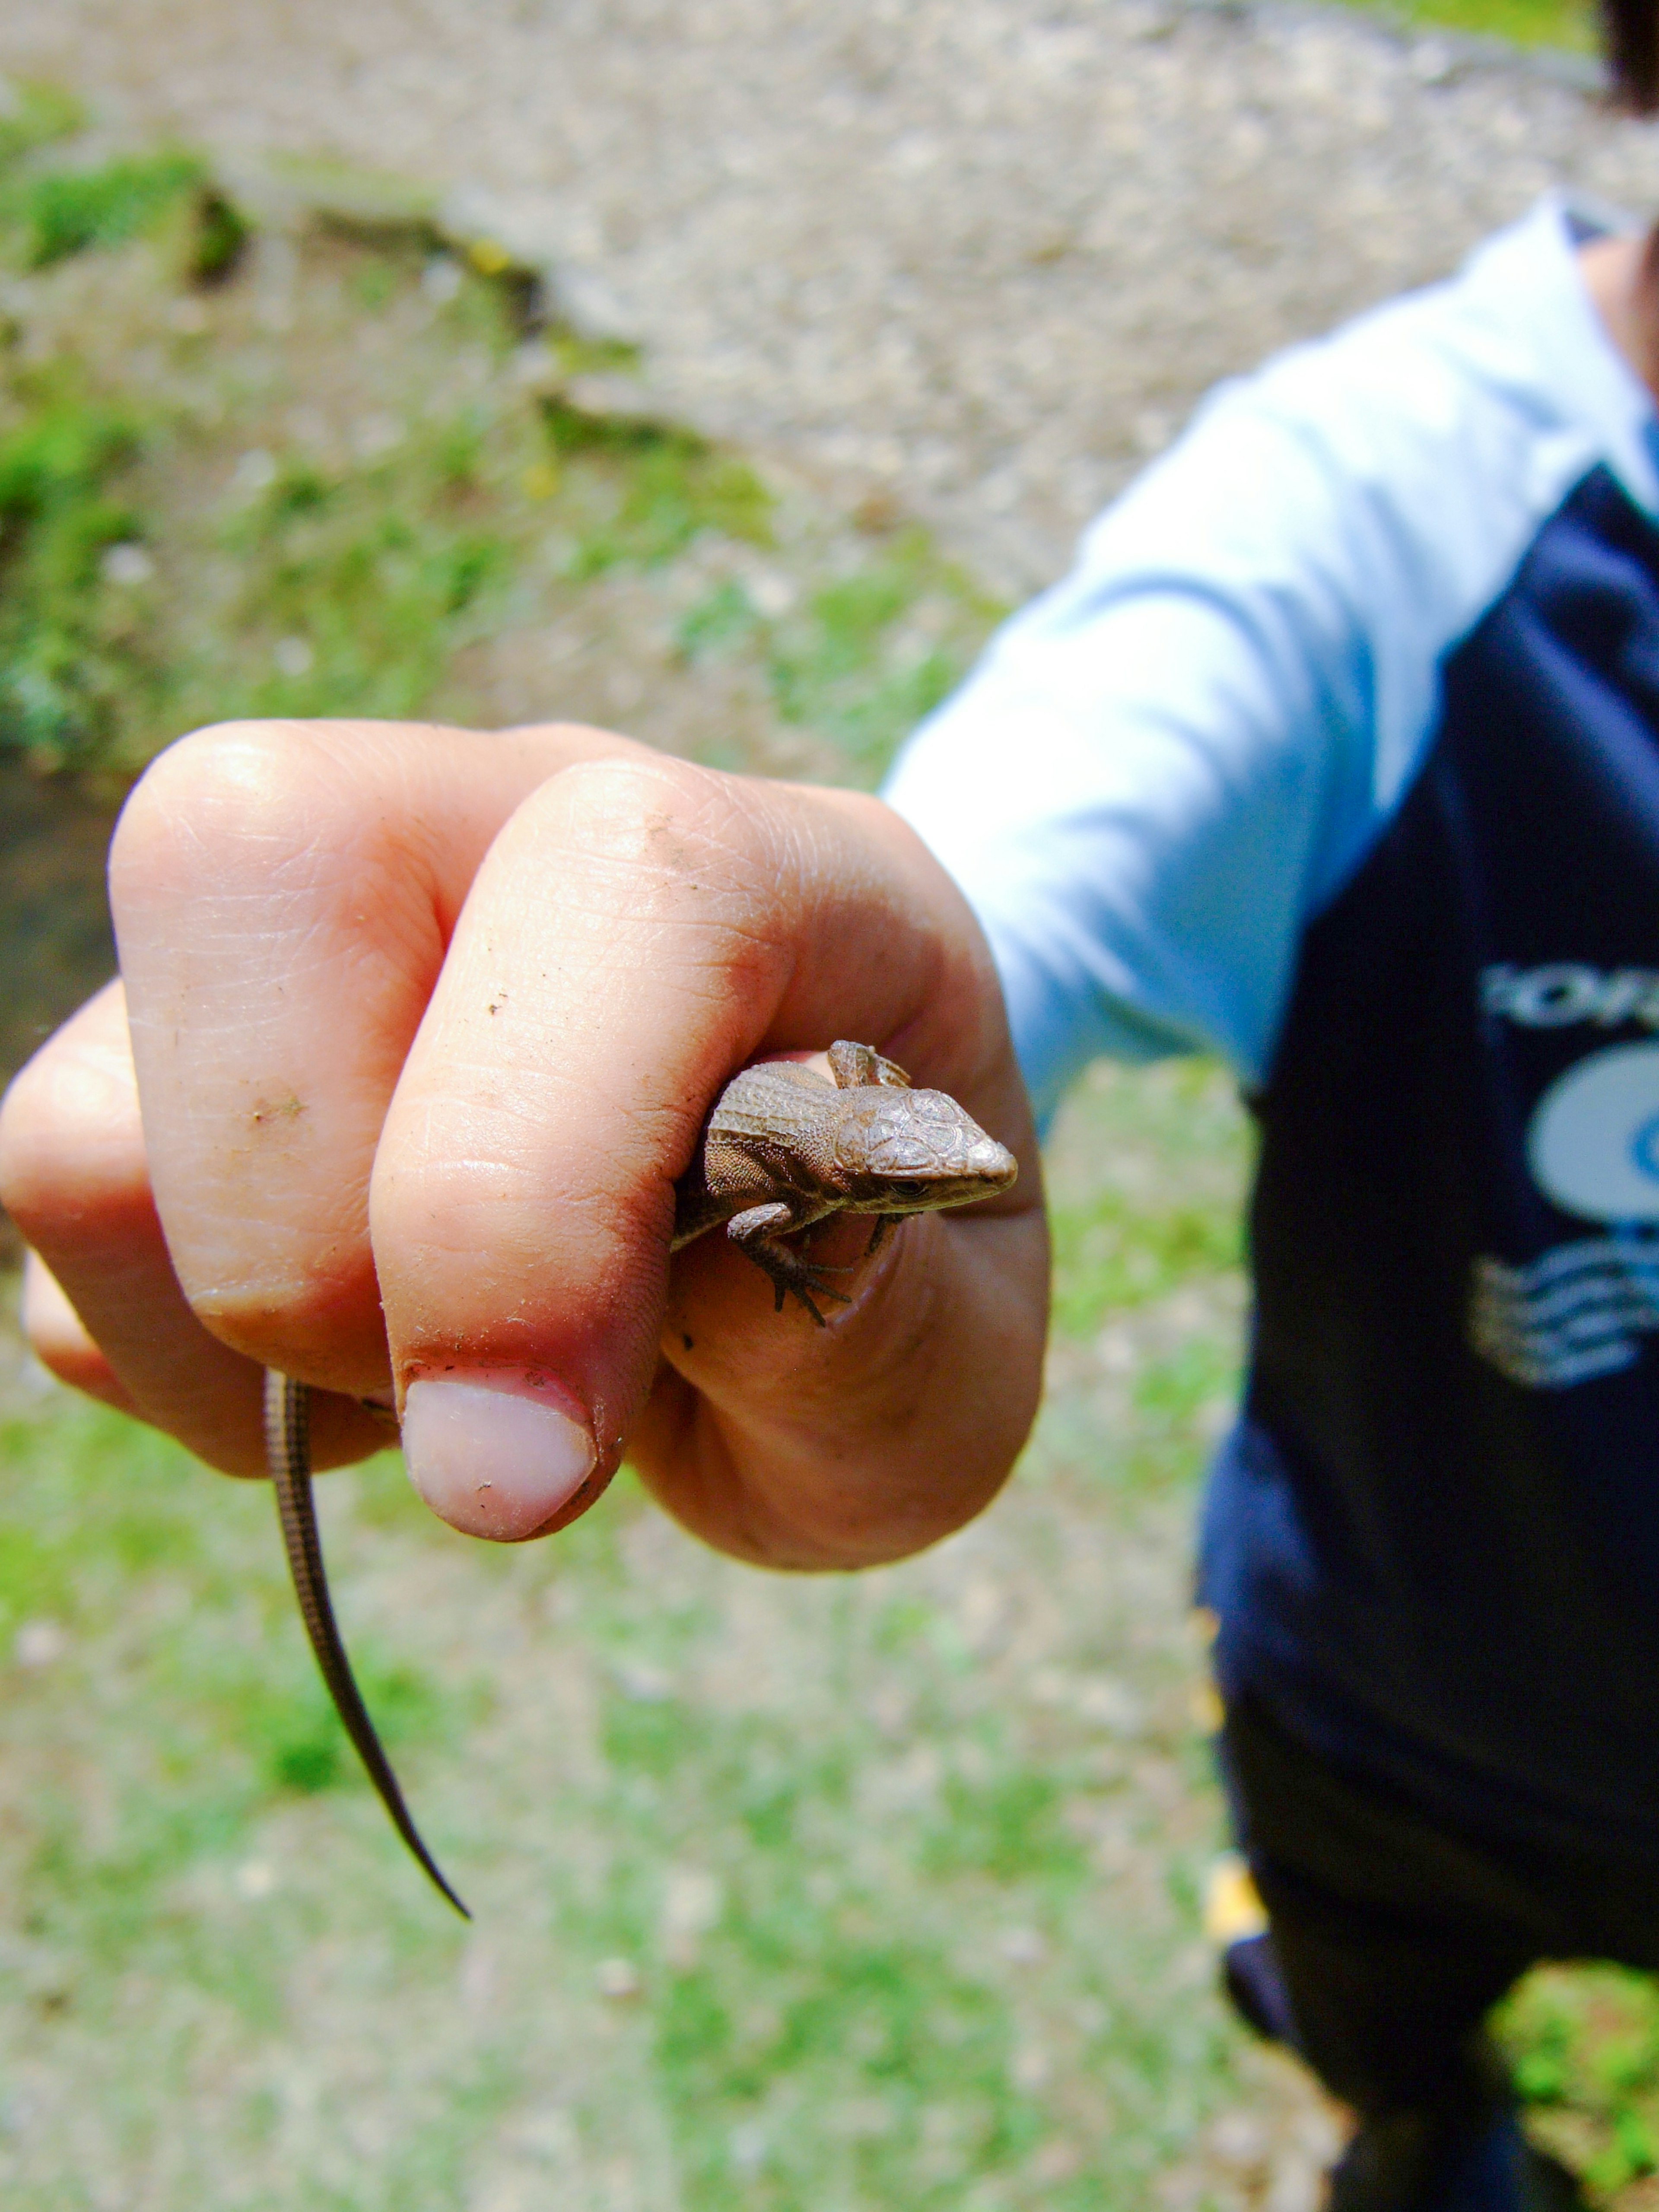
[13,1620,66,1668]
[593,1955,642,2000]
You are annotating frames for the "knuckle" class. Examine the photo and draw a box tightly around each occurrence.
[562,750,725,810]
[554,753,785,871]
[538,755,813,974]
[0,1030,141,1238]
[111,720,392,912]
[115,718,314,859]
[19,1255,98,1383]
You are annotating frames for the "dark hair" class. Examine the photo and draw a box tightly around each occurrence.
[1603,0,1659,113]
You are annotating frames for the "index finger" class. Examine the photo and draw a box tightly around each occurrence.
[369,750,1036,1541]
[108,715,648,1408]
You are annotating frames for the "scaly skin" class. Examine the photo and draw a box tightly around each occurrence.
[265,1042,1016,1909]
[670,1039,1018,1322]
[263,1369,470,1916]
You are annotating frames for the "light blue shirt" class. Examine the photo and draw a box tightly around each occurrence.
[883,196,1659,1125]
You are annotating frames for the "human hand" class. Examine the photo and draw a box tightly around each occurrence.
[0,719,1047,1569]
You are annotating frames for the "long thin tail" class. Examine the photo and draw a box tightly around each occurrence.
[263,1370,470,1918]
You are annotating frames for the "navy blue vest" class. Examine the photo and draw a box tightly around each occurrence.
[1202,464,1659,1855]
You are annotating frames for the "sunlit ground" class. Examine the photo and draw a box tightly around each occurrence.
[0,1064,1274,2212]
[4,59,1659,2209]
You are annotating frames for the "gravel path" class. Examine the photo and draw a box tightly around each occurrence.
[4,0,1659,592]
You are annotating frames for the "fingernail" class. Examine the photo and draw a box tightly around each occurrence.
[400,1370,597,1541]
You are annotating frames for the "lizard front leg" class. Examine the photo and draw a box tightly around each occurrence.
[828,1039,910,1090]
[725,1200,853,1326]
[864,1212,904,1259]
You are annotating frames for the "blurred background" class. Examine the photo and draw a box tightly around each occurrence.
[0,1,1656,2206]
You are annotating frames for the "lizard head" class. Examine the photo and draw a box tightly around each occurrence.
[836,1086,1018,1213]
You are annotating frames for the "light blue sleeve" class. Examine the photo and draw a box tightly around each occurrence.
[881,197,1654,1124]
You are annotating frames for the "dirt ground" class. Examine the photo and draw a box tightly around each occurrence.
[1,0,1657,594]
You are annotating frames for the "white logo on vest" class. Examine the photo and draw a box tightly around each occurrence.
[1482,963,1659,1031]
[1471,1042,1659,1389]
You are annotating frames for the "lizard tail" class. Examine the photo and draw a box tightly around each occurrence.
[264,1370,471,1919]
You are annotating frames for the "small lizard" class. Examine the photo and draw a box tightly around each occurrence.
[669,1037,1018,1322]
[264,1041,1016,1912]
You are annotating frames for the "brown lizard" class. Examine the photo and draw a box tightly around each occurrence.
[263,1040,1017,1913]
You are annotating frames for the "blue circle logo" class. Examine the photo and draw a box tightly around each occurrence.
[1528,1043,1659,1222]
[1631,1110,1659,1185]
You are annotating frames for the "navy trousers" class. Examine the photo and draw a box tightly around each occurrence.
[1220,1696,1659,2123]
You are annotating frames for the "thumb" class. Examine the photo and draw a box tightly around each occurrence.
[371,752,990,1540]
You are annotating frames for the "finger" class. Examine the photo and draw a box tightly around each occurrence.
[21,1251,143,1414]
[0,979,385,1474]
[369,753,1040,1545]
[108,717,645,1399]
[642,990,1046,1570]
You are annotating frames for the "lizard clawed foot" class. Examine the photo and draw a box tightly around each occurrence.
[769,1265,854,1326]
[725,1202,860,1325]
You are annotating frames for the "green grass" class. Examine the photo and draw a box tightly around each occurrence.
[677,525,1001,781]
[0,79,84,172]
[1050,1189,1240,1338]
[0,1389,1232,2209]
[4,151,207,269]
[1336,0,1596,51]
[0,109,995,786]
[1045,1057,1248,1343]
[0,380,151,769]
[0,871,1656,2209]
[0,1062,1257,2209]
[1501,1970,1659,2196]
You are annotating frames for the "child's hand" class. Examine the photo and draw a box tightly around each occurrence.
[0,719,1047,1569]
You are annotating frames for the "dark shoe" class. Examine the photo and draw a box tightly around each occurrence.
[1327,2109,1586,2212]
[1221,1929,1300,2046]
